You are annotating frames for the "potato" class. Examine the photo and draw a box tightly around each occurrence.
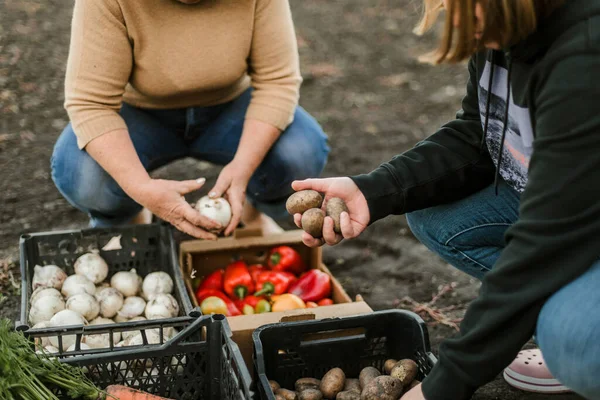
[296,378,321,392]
[301,208,325,238]
[276,388,298,400]
[298,389,323,400]
[389,359,418,386]
[320,367,346,399]
[360,376,403,400]
[286,190,323,215]
[343,379,360,393]
[384,359,398,375]
[270,380,282,393]
[336,390,360,400]
[325,198,349,233]
[358,367,381,389]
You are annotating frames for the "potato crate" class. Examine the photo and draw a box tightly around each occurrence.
[252,310,437,399]
[16,223,194,349]
[30,315,253,399]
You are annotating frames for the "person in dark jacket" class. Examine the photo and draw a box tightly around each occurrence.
[291,0,600,399]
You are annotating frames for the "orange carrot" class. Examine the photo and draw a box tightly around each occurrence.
[105,385,174,400]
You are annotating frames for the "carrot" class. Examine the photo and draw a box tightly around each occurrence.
[105,385,174,400]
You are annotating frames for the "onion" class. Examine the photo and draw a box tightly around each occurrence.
[96,287,124,318]
[117,296,146,319]
[66,293,100,321]
[144,293,179,320]
[29,295,65,325]
[84,317,121,348]
[48,310,88,350]
[30,287,62,306]
[32,265,67,291]
[111,269,142,297]
[142,272,173,301]
[61,275,95,298]
[195,196,232,231]
[74,253,109,284]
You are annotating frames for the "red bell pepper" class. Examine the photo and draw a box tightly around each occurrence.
[287,269,331,302]
[254,271,296,296]
[317,298,334,306]
[197,269,224,292]
[248,264,267,283]
[268,246,306,275]
[195,288,241,316]
[224,261,255,299]
[233,295,264,313]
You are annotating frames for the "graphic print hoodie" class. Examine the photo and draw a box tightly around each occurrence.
[351,1,600,399]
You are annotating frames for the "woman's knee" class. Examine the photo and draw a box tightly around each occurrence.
[406,209,446,251]
[537,265,600,397]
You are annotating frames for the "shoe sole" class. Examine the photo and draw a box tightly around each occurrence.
[503,370,571,394]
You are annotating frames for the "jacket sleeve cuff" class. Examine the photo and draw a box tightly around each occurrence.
[245,102,296,132]
[72,112,128,149]
[349,164,405,224]
[422,360,477,400]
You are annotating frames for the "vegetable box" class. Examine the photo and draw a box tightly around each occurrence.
[179,228,373,369]
[253,310,437,400]
[17,223,195,352]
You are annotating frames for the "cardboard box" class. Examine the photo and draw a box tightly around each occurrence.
[179,228,373,368]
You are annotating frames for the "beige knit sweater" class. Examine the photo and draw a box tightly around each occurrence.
[65,0,301,149]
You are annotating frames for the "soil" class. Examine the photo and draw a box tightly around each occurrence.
[0,1,583,399]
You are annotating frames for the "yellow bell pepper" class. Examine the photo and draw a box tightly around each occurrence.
[271,293,306,312]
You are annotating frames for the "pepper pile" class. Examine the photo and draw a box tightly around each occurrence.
[193,246,333,316]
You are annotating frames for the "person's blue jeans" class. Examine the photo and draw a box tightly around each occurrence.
[406,181,600,399]
[51,88,330,227]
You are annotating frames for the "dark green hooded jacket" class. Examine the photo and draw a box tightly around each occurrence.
[351,1,600,398]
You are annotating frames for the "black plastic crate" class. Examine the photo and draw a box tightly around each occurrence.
[253,310,437,399]
[17,223,197,343]
[30,314,253,399]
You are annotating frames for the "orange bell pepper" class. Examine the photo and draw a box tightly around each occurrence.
[271,293,306,312]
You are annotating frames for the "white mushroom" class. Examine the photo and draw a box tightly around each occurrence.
[32,321,52,348]
[117,296,146,319]
[83,317,121,349]
[120,316,147,341]
[110,269,142,297]
[29,295,65,325]
[48,310,88,351]
[61,275,95,298]
[66,293,100,321]
[74,253,109,284]
[96,287,124,318]
[144,294,179,320]
[30,287,63,306]
[32,265,67,290]
[194,196,232,231]
[142,271,174,301]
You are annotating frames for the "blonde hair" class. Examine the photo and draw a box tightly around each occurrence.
[415,0,564,64]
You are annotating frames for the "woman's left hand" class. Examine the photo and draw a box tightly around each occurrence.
[400,383,426,400]
[208,161,252,236]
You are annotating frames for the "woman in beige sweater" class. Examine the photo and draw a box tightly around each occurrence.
[51,0,329,239]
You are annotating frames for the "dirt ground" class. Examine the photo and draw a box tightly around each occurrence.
[0,1,583,399]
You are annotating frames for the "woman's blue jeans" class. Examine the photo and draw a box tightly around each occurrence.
[51,88,330,227]
[406,181,600,399]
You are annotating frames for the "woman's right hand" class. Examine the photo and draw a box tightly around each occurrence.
[291,177,370,247]
[132,177,221,240]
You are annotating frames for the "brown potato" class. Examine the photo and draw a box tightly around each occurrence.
[383,359,398,375]
[276,388,298,400]
[286,190,323,215]
[360,376,403,400]
[336,390,361,400]
[358,367,381,389]
[343,379,360,393]
[298,389,323,400]
[320,367,346,399]
[301,208,325,238]
[270,380,282,393]
[325,198,349,233]
[389,359,418,386]
[296,378,321,392]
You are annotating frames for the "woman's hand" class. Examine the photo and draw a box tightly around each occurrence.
[400,383,426,400]
[207,161,253,236]
[291,177,370,247]
[133,177,221,240]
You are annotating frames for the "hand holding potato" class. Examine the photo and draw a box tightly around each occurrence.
[290,178,370,247]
